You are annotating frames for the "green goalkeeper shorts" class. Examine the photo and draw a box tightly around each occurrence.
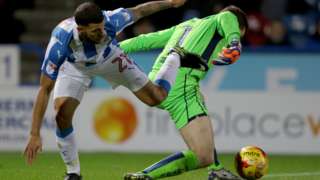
[157,68,208,129]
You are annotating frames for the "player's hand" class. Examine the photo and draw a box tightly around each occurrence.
[167,0,186,8]
[213,40,241,66]
[24,135,42,165]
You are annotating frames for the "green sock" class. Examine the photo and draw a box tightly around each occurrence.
[208,163,224,171]
[141,150,199,179]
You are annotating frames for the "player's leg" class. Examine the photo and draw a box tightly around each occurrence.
[131,52,183,106]
[134,52,207,106]
[133,81,168,106]
[125,115,240,180]
[101,51,168,106]
[124,149,199,180]
[152,52,180,92]
[130,51,185,106]
[180,115,215,167]
[54,97,81,179]
[151,48,208,100]
[124,119,212,180]
[177,89,241,180]
[53,66,89,180]
[125,78,205,179]
[151,24,210,91]
[181,116,242,180]
[125,76,241,180]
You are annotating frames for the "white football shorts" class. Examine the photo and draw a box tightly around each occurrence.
[53,49,149,102]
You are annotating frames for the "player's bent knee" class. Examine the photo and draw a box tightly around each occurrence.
[55,109,72,129]
[54,103,76,129]
[54,97,79,129]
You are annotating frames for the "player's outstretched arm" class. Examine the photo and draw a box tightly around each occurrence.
[120,26,175,54]
[24,74,55,165]
[129,0,186,22]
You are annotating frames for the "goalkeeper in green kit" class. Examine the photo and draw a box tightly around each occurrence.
[120,5,248,180]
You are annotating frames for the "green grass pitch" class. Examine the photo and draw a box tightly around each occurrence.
[0,152,320,180]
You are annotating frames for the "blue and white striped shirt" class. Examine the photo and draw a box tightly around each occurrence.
[41,8,134,80]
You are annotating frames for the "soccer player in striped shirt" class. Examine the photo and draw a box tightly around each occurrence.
[23,1,194,179]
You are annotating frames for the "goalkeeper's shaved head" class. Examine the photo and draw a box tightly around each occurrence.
[74,2,104,26]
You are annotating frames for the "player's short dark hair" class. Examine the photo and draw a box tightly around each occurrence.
[74,2,104,26]
[221,5,248,31]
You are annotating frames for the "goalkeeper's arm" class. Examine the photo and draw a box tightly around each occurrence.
[213,11,242,65]
[217,11,241,45]
[120,26,175,54]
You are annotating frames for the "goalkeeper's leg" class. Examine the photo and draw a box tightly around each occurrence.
[124,115,242,180]
[124,116,214,179]
[182,115,241,180]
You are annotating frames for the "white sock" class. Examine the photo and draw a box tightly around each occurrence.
[154,52,180,92]
[56,127,80,175]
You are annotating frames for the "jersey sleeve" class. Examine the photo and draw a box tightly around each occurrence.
[216,11,241,44]
[41,27,69,80]
[104,8,134,34]
[120,26,175,54]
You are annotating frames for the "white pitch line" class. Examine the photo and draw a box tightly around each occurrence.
[264,172,320,178]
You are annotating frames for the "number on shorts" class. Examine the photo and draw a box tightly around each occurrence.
[112,54,133,72]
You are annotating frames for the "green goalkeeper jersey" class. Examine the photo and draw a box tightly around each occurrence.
[120,11,241,80]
